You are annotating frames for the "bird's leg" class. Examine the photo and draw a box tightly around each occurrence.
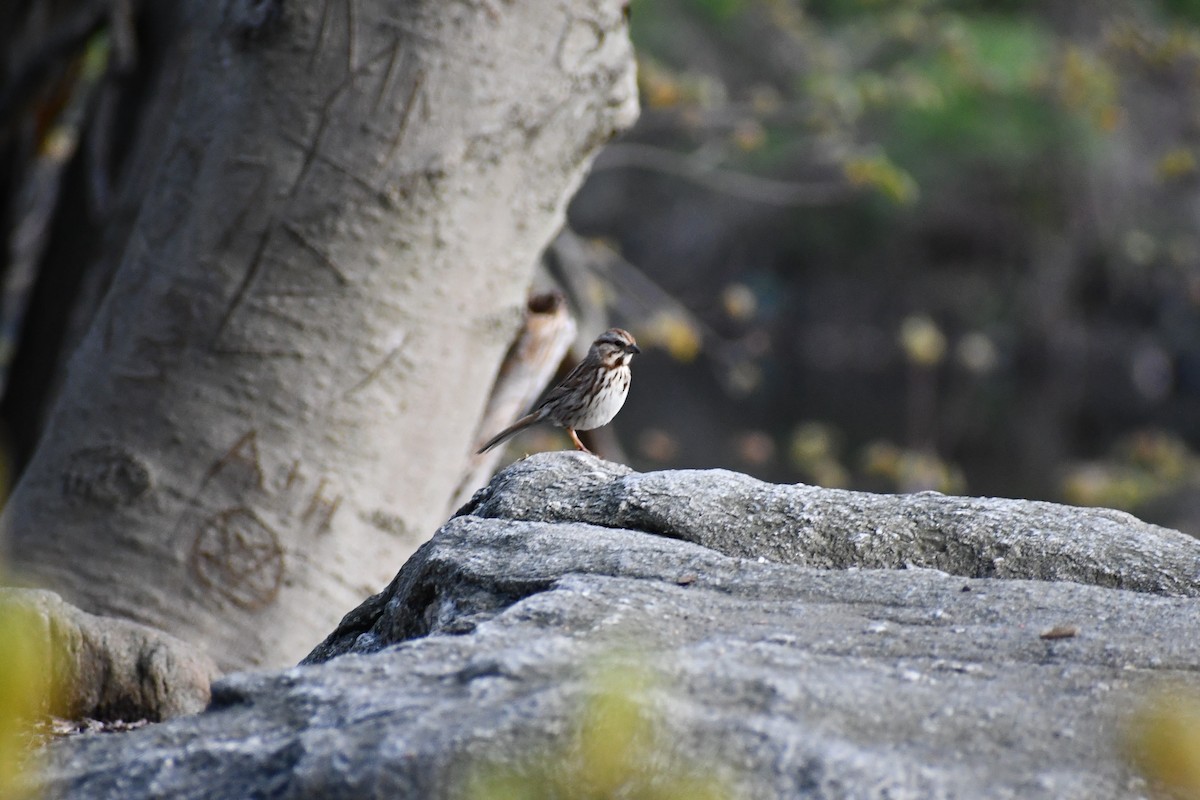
[567,428,593,454]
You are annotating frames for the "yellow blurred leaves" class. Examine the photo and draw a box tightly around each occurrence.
[0,604,52,800]
[789,422,849,488]
[844,154,919,205]
[643,311,702,363]
[1157,148,1197,181]
[785,420,967,494]
[730,119,766,152]
[0,450,44,800]
[1108,19,1200,70]
[1126,687,1200,800]
[464,662,735,800]
[34,30,111,159]
[720,283,757,322]
[37,128,77,161]
[1059,46,1121,132]
[637,58,727,111]
[1061,430,1199,511]
[574,669,655,796]
[641,62,684,110]
[862,441,966,494]
[898,314,946,367]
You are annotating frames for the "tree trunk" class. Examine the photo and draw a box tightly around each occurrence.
[2,0,637,669]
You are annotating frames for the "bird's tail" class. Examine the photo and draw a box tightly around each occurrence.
[476,413,541,454]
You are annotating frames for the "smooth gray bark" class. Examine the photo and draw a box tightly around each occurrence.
[2,0,637,669]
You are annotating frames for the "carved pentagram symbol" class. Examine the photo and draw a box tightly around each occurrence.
[190,507,284,610]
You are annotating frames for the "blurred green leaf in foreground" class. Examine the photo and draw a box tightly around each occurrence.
[464,661,736,800]
[1127,686,1200,799]
[0,593,51,800]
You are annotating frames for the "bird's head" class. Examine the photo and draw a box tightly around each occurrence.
[592,327,641,367]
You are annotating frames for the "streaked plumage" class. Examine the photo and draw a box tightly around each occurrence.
[477,328,640,455]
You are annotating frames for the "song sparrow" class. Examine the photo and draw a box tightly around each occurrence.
[477,328,641,455]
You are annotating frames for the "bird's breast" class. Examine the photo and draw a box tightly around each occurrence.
[573,366,632,430]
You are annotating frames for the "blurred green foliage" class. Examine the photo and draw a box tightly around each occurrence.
[612,0,1200,521]
[0,445,47,799]
[464,662,735,800]
[0,600,50,800]
[692,0,746,23]
[1126,686,1200,799]
[627,0,1186,207]
[1162,0,1200,23]
[626,0,1130,228]
[1062,430,1200,511]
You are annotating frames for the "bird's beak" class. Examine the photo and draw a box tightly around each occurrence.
[627,343,641,355]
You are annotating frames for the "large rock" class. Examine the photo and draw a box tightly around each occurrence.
[35,454,1200,798]
[463,454,1200,593]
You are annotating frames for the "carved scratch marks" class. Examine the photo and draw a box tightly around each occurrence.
[114,282,201,381]
[374,36,405,113]
[382,68,427,177]
[215,34,431,353]
[347,0,359,73]
[310,0,331,71]
[141,137,203,249]
[280,136,378,197]
[279,220,349,285]
[212,214,359,355]
[298,10,429,202]
[310,0,359,75]
[343,330,408,398]
[293,36,428,205]
[215,216,276,345]
[286,85,348,205]
[186,429,346,610]
[288,40,411,217]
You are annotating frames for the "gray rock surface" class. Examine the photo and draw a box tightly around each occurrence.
[35,454,1200,798]
[0,588,217,721]
[463,454,1200,594]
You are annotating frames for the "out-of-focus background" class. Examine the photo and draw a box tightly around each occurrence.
[564,0,1200,536]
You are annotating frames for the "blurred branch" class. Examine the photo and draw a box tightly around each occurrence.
[452,291,577,510]
[591,142,856,207]
[86,0,139,216]
[632,104,815,136]
[1,23,115,401]
[0,2,109,147]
